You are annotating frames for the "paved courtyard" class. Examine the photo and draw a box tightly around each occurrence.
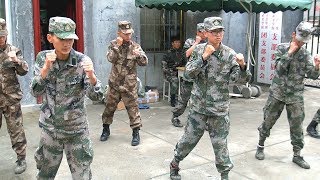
[0,86,320,180]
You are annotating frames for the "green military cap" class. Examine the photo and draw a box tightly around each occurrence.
[295,21,314,43]
[49,17,78,40]
[118,20,134,34]
[0,18,8,36]
[204,17,224,31]
[197,23,205,32]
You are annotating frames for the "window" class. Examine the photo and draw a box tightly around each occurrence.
[140,8,184,52]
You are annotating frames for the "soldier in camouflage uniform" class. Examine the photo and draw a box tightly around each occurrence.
[169,17,251,180]
[0,18,28,174]
[306,108,320,139]
[255,21,320,169]
[171,23,206,127]
[31,17,103,179]
[162,37,187,107]
[100,21,148,146]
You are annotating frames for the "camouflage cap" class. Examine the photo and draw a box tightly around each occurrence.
[0,18,8,36]
[118,21,134,34]
[49,17,78,40]
[197,23,205,32]
[295,21,313,43]
[204,17,224,31]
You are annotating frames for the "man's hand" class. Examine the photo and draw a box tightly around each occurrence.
[195,35,201,44]
[133,47,141,56]
[41,51,56,79]
[202,44,215,61]
[288,41,300,56]
[116,36,123,47]
[7,51,18,62]
[314,54,320,70]
[82,57,97,85]
[235,53,246,69]
[44,51,57,70]
[82,57,94,75]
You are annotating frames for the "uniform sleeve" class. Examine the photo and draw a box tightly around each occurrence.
[133,44,148,66]
[183,39,193,50]
[185,45,206,79]
[106,41,120,64]
[162,52,169,73]
[30,52,47,96]
[274,44,293,75]
[305,53,320,79]
[84,75,104,101]
[13,47,29,76]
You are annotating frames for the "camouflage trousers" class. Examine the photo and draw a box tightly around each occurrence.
[173,110,233,173]
[172,80,193,117]
[311,108,320,124]
[165,75,179,96]
[102,86,142,129]
[0,102,27,160]
[259,95,305,153]
[34,130,93,180]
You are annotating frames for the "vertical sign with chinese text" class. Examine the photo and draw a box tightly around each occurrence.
[257,12,282,84]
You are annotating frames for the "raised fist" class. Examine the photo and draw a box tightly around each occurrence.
[195,36,202,44]
[44,51,57,69]
[7,51,18,62]
[116,36,123,46]
[235,53,245,67]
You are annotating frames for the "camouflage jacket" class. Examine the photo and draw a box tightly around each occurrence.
[183,38,206,81]
[107,40,148,93]
[270,43,320,104]
[31,49,103,136]
[185,43,251,116]
[183,38,206,51]
[0,44,28,107]
[162,48,186,78]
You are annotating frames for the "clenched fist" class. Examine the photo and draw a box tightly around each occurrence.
[44,51,57,69]
[7,51,18,62]
[82,57,94,72]
[314,54,320,70]
[81,56,97,85]
[116,36,123,46]
[235,53,246,69]
[202,44,215,61]
[195,35,202,44]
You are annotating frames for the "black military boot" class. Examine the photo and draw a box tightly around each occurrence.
[307,120,320,139]
[131,127,140,146]
[170,161,181,180]
[100,124,110,141]
[170,95,176,107]
[171,116,183,127]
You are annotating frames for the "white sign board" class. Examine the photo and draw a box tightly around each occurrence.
[257,12,282,84]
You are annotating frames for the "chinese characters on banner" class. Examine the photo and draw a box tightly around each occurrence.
[257,12,282,84]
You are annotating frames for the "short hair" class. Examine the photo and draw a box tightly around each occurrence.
[171,36,181,43]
